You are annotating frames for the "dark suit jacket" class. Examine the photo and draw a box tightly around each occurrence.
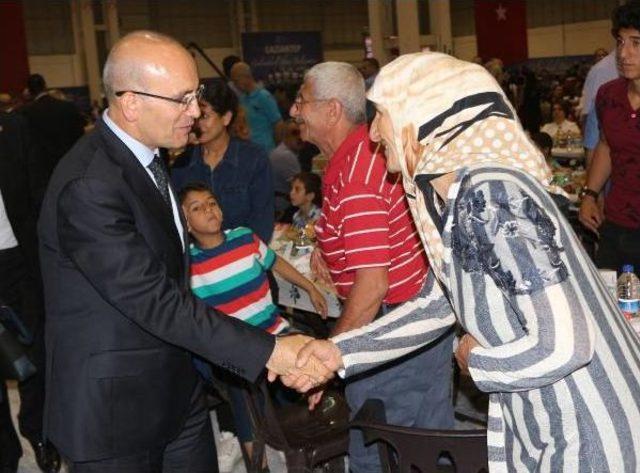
[0,111,46,272]
[38,119,274,461]
[21,94,86,180]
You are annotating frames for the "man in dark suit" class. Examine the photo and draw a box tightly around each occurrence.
[21,74,86,182]
[0,110,59,473]
[37,31,329,473]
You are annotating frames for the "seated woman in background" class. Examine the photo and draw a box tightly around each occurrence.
[541,100,581,144]
[171,79,275,243]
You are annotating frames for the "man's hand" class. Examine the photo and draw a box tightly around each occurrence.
[310,249,333,288]
[275,339,344,393]
[455,334,480,375]
[309,286,328,319]
[579,197,604,235]
[297,339,344,374]
[266,334,333,387]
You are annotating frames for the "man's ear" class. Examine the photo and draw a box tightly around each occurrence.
[326,99,341,127]
[118,92,141,123]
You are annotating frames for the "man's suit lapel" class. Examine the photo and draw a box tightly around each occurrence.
[96,121,184,254]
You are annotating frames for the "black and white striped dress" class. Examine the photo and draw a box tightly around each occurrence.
[332,165,640,472]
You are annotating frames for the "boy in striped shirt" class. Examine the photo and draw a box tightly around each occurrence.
[179,182,326,461]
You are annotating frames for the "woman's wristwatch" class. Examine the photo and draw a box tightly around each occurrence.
[579,186,599,200]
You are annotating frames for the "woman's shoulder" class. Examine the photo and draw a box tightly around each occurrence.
[457,165,546,200]
[230,137,268,160]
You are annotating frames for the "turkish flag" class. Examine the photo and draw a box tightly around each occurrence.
[0,1,30,95]
[474,0,528,65]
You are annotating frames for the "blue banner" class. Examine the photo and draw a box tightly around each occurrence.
[242,32,323,87]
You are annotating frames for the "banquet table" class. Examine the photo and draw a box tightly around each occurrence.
[551,146,585,162]
[270,224,342,318]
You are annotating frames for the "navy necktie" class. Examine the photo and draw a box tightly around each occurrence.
[147,155,171,208]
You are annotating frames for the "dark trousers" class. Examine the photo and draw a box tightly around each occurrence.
[67,381,218,473]
[596,221,640,273]
[0,246,46,466]
[345,327,455,473]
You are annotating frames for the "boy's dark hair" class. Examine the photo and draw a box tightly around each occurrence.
[178,182,217,205]
[292,172,322,207]
[201,78,238,126]
[531,132,553,151]
[222,55,241,78]
[612,1,640,37]
[364,57,380,71]
[27,73,46,96]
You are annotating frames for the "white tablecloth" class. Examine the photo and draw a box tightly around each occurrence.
[271,234,342,318]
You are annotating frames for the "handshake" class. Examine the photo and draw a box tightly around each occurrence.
[265,334,343,393]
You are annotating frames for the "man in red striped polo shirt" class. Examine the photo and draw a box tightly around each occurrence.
[290,62,455,473]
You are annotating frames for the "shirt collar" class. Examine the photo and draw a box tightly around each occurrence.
[190,139,239,169]
[102,109,158,167]
[323,124,370,186]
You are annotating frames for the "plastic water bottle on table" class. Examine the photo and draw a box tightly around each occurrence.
[617,264,640,320]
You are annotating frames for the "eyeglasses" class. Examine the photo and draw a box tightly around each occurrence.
[293,93,329,109]
[115,84,204,110]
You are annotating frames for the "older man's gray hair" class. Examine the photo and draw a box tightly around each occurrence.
[305,62,366,125]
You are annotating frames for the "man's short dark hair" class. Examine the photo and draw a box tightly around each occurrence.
[364,57,380,71]
[531,132,553,151]
[612,1,640,37]
[27,74,46,96]
[178,182,216,205]
[222,55,241,79]
[201,78,238,125]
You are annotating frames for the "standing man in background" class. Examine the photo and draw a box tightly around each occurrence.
[230,62,283,153]
[21,74,85,182]
[0,110,59,473]
[579,1,640,272]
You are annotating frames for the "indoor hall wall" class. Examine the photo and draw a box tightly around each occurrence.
[453,19,615,62]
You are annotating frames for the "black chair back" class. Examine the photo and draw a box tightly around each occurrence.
[351,399,488,473]
[243,379,349,473]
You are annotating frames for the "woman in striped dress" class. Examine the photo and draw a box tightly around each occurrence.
[290,52,640,472]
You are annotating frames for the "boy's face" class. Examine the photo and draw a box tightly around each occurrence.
[182,190,223,236]
[616,27,640,80]
[290,179,311,207]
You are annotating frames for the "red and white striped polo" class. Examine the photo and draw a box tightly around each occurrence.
[315,125,428,304]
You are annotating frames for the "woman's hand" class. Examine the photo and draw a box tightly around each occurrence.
[455,334,480,375]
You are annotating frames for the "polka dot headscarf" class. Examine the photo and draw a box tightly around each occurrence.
[367,52,559,280]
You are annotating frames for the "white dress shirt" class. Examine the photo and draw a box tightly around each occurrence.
[0,188,18,250]
[102,110,185,250]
